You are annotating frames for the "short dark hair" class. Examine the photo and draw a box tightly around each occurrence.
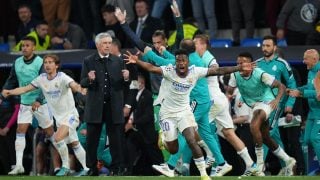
[21,36,36,45]
[238,52,253,62]
[101,4,115,13]
[52,19,64,28]
[135,0,150,7]
[18,4,31,11]
[175,49,189,57]
[179,39,195,54]
[112,38,122,49]
[152,30,166,40]
[36,20,48,27]
[263,35,277,45]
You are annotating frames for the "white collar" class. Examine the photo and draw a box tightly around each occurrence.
[138,14,148,23]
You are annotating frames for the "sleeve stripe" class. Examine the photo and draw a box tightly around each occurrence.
[30,83,38,89]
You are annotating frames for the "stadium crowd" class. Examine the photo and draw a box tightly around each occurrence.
[0,0,320,179]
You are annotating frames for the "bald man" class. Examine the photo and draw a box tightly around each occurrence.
[288,49,320,172]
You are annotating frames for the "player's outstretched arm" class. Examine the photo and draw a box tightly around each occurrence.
[124,51,162,75]
[3,84,35,97]
[207,62,253,76]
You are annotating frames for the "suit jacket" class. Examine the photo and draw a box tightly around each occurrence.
[129,15,163,46]
[133,88,157,144]
[123,58,139,107]
[80,52,125,124]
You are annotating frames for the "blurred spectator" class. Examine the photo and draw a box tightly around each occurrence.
[110,38,138,120]
[40,0,71,36]
[151,0,183,19]
[101,4,128,48]
[125,74,164,175]
[106,0,135,24]
[265,0,287,36]
[51,19,87,49]
[276,0,320,45]
[167,17,201,47]
[228,0,255,46]
[191,0,217,39]
[129,0,164,46]
[0,1,18,43]
[13,20,50,51]
[306,20,320,45]
[0,95,19,175]
[15,4,39,43]
[71,0,103,40]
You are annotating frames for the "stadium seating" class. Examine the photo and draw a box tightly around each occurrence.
[0,43,10,52]
[240,38,262,47]
[277,39,287,47]
[210,39,233,48]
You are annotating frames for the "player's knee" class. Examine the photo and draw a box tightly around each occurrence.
[222,128,234,140]
[167,145,179,154]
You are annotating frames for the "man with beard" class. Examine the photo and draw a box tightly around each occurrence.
[256,35,297,175]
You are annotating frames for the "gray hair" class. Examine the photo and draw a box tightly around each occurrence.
[95,32,112,44]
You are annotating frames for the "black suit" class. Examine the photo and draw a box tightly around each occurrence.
[123,61,139,109]
[129,15,163,46]
[126,88,163,175]
[80,52,126,175]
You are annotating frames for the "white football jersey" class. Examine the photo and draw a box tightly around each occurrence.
[160,64,208,115]
[206,59,225,100]
[31,72,79,123]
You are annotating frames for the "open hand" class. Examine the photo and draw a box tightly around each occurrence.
[88,70,96,81]
[170,0,181,17]
[115,7,127,24]
[124,51,139,64]
[240,62,254,71]
[32,101,41,111]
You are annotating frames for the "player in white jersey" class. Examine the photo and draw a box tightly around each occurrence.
[125,48,253,180]
[3,54,89,176]
[193,35,258,176]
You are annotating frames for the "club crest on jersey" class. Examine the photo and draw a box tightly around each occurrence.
[187,78,193,83]
[55,83,59,88]
[272,65,277,71]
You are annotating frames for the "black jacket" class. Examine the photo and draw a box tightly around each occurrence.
[80,52,125,124]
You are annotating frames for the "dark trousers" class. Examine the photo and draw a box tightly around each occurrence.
[286,29,308,45]
[0,126,16,174]
[279,126,305,175]
[125,129,163,175]
[228,0,255,43]
[86,102,125,173]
